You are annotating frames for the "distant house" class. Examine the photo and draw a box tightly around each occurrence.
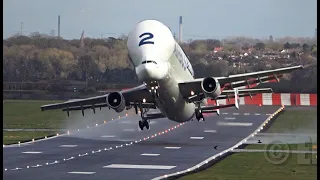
[213,47,223,53]
[247,48,254,54]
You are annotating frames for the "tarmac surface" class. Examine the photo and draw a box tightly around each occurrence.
[3,105,280,180]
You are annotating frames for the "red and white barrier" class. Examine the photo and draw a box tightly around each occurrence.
[208,93,317,106]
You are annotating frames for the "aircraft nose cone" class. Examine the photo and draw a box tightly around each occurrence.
[136,62,168,81]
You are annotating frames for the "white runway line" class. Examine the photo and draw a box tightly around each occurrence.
[254,113,261,115]
[233,113,240,115]
[123,129,135,132]
[141,153,160,156]
[60,145,78,148]
[222,113,228,115]
[266,113,273,116]
[225,117,236,120]
[244,113,250,115]
[22,151,42,154]
[217,122,253,126]
[118,121,132,124]
[100,135,116,138]
[103,164,176,170]
[164,147,181,149]
[190,137,204,140]
[68,172,96,175]
[204,130,217,133]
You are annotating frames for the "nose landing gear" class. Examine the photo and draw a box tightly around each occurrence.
[138,105,151,131]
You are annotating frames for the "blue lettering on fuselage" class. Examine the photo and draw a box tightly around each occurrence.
[173,43,194,77]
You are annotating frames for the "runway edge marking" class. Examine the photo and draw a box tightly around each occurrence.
[3,114,130,148]
[103,164,176,170]
[4,116,188,172]
[152,106,285,180]
[68,171,96,175]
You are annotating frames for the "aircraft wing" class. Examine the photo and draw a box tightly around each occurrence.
[216,65,303,89]
[40,84,153,114]
[221,88,273,96]
[179,65,303,101]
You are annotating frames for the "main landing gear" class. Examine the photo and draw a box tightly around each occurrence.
[138,106,150,131]
[195,109,205,121]
[139,119,149,131]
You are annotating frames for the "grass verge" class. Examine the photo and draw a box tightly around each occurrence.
[3,100,65,129]
[179,108,317,180]
[3,131,59,145]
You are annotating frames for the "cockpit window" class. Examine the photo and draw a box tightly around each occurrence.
[141,61,157,64]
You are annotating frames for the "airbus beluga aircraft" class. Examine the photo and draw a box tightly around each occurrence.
[41,20,303,130]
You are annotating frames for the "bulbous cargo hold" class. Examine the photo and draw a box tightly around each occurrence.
[201,77,221,99]
[106,92,126,112]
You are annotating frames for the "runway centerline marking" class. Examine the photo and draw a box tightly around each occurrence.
[123,129,135,132]
[103,164,176,170]
[204,130,217,133]
[22,151,42,154]
[100,135,116,138]
[190,137,204,140]
[68,172,96,175]
[141,153,160,156]
[225,117,236,120]
[244,113,250,115]
[254,113,261,115]
[233,113,240,115]
[60,145,78,148]
[164,147,181,149]
[217,122,253,126]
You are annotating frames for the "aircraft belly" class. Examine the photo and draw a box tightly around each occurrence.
[157,78,195,123]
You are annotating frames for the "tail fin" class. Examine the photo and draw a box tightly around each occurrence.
[234,88,239,110]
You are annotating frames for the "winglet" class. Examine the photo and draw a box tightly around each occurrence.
[234,88,239,110]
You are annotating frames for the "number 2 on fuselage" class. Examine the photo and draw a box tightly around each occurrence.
[139,32,154,46]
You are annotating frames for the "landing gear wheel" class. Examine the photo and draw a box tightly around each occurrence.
[139,120,144,131]
[145,121,150,130]
[138,120,150,131]
[196,111,204,122]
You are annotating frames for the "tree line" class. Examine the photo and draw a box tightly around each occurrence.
[3,33,317,93]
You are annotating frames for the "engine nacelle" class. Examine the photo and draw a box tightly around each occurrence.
[201,77,222,99]
[106,92,126,112]
[126,105,132,110]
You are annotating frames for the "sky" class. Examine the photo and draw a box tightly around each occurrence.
[3,0,317,40]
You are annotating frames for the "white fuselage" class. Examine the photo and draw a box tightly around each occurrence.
[127,20,197,122]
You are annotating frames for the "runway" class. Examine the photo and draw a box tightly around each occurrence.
[3,105,280,180]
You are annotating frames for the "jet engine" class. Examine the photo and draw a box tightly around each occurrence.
[201,77,221,99]
[106,92,126,112]
[126,105,133,110]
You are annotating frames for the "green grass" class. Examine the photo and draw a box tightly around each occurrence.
[3,100,66,129]
[3,100,66,144]
[3,99,129,144]
[266,109,317,133]
[3,131,58,145]
[179,153,316,180]
[179,108,317,180]
[246,143,317,151]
